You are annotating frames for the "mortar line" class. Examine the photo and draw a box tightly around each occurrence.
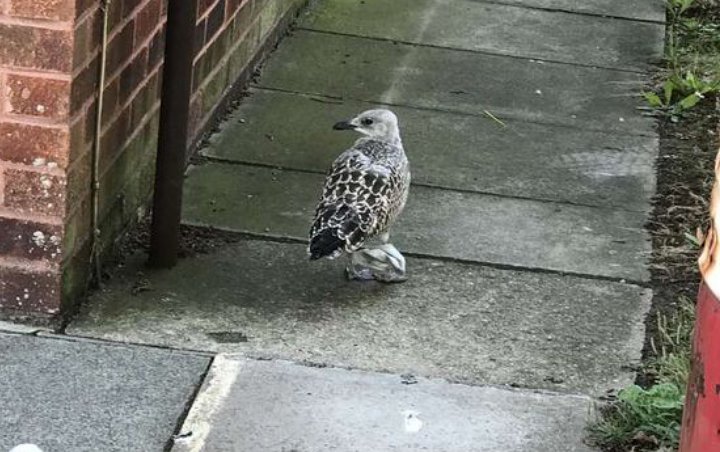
[252,86,658,138]
[296,28,653,74]
[466,0,666,25]
[179,223,650,287]
[197,156,649,214]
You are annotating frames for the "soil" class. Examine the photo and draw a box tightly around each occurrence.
[639,94,719,387]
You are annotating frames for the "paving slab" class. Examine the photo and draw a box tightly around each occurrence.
[492,0,665,21]
[68,241,650,395]
[301,0,664,71]
[257,31,654,135]
[173,357,597,452]
[182,162,650,281]
[0,333,210,452]
[205,89,657,210]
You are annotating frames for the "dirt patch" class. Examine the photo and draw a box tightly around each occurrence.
[640,94,718,385]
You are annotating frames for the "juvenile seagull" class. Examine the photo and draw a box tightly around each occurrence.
[308,109,410,282]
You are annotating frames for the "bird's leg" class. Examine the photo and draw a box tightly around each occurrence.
[379,232,390,244]
[374,243,407,282]
[345,251,376,281]
[345,242,407,283]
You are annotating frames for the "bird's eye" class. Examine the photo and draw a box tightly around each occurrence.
[361,118,374,126]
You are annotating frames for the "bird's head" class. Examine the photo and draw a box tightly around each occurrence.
[333,109,401,144]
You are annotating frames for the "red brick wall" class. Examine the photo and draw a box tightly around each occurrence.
[0,0,305,319]
[0,1,74,316]
[62,0,167,313]
[190,0,305,142]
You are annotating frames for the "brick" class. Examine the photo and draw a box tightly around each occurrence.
[8,0,74,21]
[68,101,96,165]
[123,0,144,18]
[0,24,73,73]
[0,216,63,262]
[119,47,148,96]
[97,115,157,219]
[206,0,226,42]
[0,265,61,313]
[232,0,254,40]
[130,71,160,130]
[106,20,135,76]
[99,106,131,172]
[5,75,71,120]
[100,77,121,127]
[198,0,216,19]
[226,0,245,18]
[107,0,124,30]
[64,146,91,215]
[73,8,103,69]
[63,190,91,258]
[148,26,166,69]
[4,169,66,217]
[75,0,97,19]
[0,123,70,168]
[136,0,162,44]
[188,93,202,137]
[194,17,207,57]
[70,57,99,113]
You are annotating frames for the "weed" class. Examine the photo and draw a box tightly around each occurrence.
[591,383,684,450]
[644,0,720,115]
[589,297,695,451]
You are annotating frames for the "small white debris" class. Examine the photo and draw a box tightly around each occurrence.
[582,226,593,232]
[403,410,423,433]
[535,89,543,95]
[31,231,46,247]
[32,158,46,166]
[619,117,625,122]
[49,235,61,245]
[36,104,46,113]
[47,162,58,169]
[10,445,44,452]
[40,177,52,189]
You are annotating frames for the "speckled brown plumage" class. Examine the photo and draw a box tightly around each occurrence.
[309,110,409,260]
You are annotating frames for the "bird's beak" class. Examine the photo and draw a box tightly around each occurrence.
[333,120,356,130]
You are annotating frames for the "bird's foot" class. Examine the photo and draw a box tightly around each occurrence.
[346,244,407,283]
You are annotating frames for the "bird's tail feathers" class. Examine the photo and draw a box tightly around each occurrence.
[309,228,345,260]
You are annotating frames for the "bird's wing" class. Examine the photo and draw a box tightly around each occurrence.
[309,149,396,258]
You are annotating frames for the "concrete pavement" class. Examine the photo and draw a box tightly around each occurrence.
[45,0,666,449]
[0,330,210,452]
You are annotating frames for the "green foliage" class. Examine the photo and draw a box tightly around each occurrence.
[589,298,694,451]
[669,0,695,15]
[589,384,685,450]
[683,230,702,248]
[644,0,720,115]
[650,297,695,389]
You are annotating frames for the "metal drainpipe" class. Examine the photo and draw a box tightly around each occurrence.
[148,0,197,268]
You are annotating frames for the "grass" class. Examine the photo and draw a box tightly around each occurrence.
[644,0,720,116]
[588,298,694,451]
